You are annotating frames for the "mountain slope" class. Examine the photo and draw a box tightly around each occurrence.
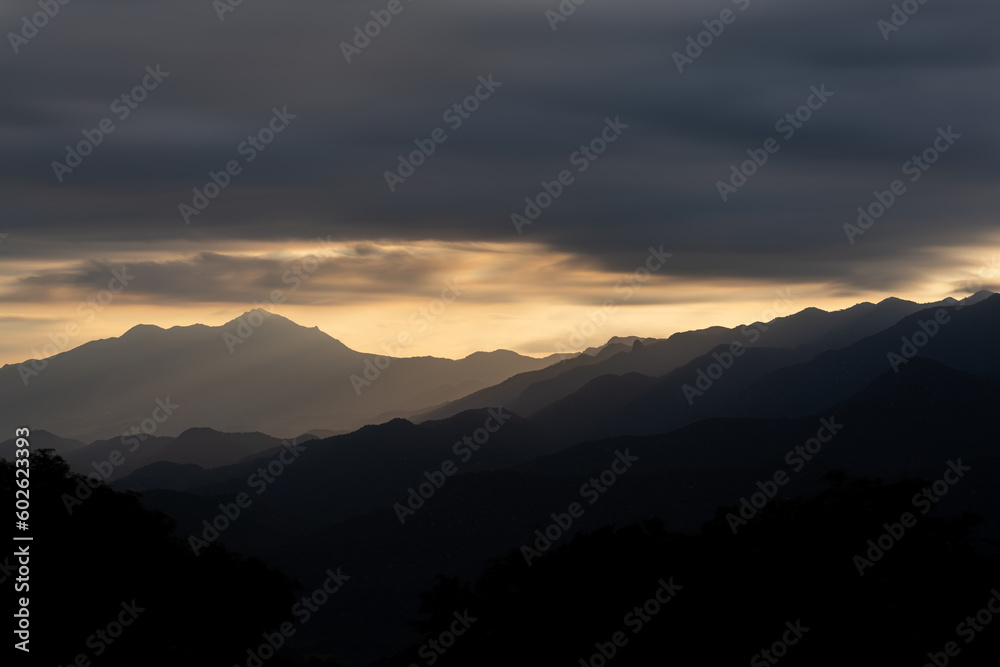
[516,294,1000,445]
[120,407,556,525]
[0,429,87,459]
[528,346,810,444]
[0,309,562,440]
[417,292,989,423]
[727,293,1000,419]
[135,358,1000,665]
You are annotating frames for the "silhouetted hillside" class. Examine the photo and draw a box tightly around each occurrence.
[122,408,554,525]
[0,428,86,459]
[417,292,990,423]
[730,293,1000,418]
[130,355,1000,663]
[528,346,808,443]
[0,310,561,440]
[15,291,999,665]
[380,475,1000,666]
[1,450,300,667]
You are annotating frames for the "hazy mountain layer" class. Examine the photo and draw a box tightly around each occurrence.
[0,309,561,440]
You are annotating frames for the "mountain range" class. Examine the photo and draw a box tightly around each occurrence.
[5,291,994,481]
[0,309,561,441]
[6,291,1000,664]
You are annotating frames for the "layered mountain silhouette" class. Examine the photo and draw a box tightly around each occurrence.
[6,292,994,481]
[6,290,1000,665]
[0,309,561,440]
[516,292,1000,443]
[0,427,318,482]
[128,351,1000,663]
[416,291,991,423]
[0,428,86,457]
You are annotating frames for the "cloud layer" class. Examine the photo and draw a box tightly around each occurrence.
[2,0,998,361]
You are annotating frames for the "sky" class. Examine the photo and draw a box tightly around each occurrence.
[2,0,998,364]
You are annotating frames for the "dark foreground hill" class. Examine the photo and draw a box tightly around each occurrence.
[131,357,1000,664]
[13,292,999,664]
[1,450,298,667]
[374,476,1000,666]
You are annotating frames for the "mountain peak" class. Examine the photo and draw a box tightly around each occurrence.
[962,289,996,305]
[122,323,165,337]
[463,349,522,361]
[224,308,300,328]
[876,296,913,306]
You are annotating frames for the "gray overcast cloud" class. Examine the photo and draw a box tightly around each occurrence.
[2,0,998,291]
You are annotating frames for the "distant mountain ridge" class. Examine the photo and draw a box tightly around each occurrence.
[416,291,994,423]
[0,426,314,482]
[130,352,1000,664]
[484,293,1000,444]
[19,290,993,666]
[2,291,992,449]
[102,291,1000,503]
[0,309,562,440]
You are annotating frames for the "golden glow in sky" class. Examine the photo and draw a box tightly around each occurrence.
[0,239,995,366]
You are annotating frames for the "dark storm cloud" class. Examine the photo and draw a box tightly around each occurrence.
[2,0,998,295]
[3,249,471,304]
